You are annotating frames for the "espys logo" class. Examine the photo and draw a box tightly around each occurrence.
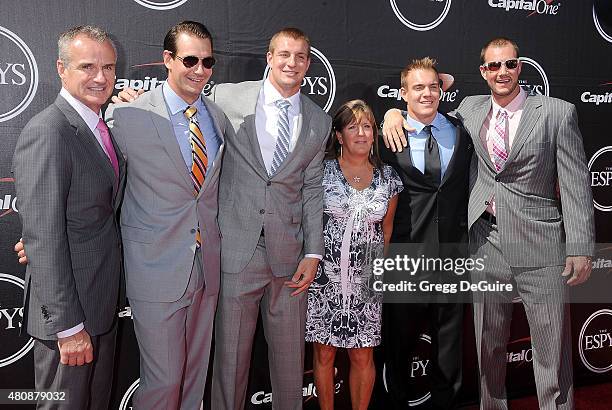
[579,309,612,373]
[383,333,431,407]
[518,57,549,97]
[589,146,612,212]
[0,26,38,123]
[131,0,188,10]
[488,0,561,16]
[0,177,18,218]
[593,2,612,43]
[0,273,34,368]
[263,47,336,113]
[581,82,612,106]
[377,72,460,104]
[390,0,452,31]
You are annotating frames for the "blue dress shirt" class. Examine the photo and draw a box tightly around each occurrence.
[162,83,221,171]
[405,112,456,181]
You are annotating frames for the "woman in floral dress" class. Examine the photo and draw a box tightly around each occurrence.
[305,100,403,410]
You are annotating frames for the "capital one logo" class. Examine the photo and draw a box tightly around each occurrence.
[390,0,452,31]
[131,0,188,10]
[377,72,460,104]
[589,146,612,212]
[263,47,336,113]
[506,336,533,367]
[518,57,549,97]
[0,26,38,123]
[383,333,431,407]
[593,2,612,43]
[0,273,34,368]
[579,309,612,373]
[488,0,561,16]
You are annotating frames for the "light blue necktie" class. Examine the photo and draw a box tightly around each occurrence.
[270,99,291,175]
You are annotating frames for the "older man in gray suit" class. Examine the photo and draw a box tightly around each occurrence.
[106,21,230,409]
[384,37,594,410]
[208,28,331,410]
[13,26,124,409]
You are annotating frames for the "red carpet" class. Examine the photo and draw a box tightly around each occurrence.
[460,382,612,409]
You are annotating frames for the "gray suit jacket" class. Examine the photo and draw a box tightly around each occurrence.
[210,81,331,276]
[454,94,595,266]
[14,95,125,340]
[106,86,230,302]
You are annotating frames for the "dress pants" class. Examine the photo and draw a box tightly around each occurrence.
[130,249,217,410]
[470,217,573,410]
[33,321,117,410]
[212,235,307,410]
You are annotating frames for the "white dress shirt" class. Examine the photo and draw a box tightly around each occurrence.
[254,79,321,260]
[255,78,301,174]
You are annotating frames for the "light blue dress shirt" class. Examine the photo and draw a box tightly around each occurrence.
[162,83,221,170]
[405,112,456,181]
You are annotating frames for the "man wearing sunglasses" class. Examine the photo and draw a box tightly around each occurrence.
[104,21,231,409]
[382,37,594,410]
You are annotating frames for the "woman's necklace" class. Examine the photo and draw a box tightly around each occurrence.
[353,176,361,183]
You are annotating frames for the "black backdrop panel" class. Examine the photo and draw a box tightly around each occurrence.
[1,1,612,409]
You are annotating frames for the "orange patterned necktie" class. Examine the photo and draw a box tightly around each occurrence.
[184,105,208,247]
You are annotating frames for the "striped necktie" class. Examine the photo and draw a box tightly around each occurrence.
[492,109,509,172]
[270,99,291,175]
[184,105,208,247]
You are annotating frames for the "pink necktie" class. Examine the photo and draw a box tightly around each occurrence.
[492,109,509,172]
[96,118,119,179]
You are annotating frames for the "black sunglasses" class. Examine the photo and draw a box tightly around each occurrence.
[172,53,216,69]
[481,58,519,71]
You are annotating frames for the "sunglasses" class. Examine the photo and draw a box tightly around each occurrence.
[481,58,519,71]
[172,53,216,69]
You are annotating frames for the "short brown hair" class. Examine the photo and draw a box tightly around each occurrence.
[400,57,439,88]
[480,37,519,63]
[268,27,311,56]
[326,99,382,169]
[164,21,213,55]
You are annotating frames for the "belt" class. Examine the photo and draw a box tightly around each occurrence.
[479,212,497,225]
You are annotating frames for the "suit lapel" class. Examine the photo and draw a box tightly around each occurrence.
[504,96,542,165]
[148,88,193,190]
[470,99,496,172]
[55,96,117,188]
[245,113,268,178]
[440,125,463,186]
[196,97,226,198]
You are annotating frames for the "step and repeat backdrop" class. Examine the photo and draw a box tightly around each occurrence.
[1,0,612,409]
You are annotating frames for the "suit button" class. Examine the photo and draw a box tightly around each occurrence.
[190,228,196,234]
[495,176,500,182]
[260,209,265,214]
[267,181,272,186]
[434,218,439,223]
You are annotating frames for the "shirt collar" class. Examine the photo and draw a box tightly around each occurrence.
[162,82,204,116]
[491,86,526,119]
[263,78,300,113]
[405,111,444,136]
[59,88,100,132]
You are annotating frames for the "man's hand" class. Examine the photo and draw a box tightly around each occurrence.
[284,257,319,296]
[58,328,94,366]
[14,238,27,265]
[382,108,410,152]
[562,256,592,286]
[111,87,144,103]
